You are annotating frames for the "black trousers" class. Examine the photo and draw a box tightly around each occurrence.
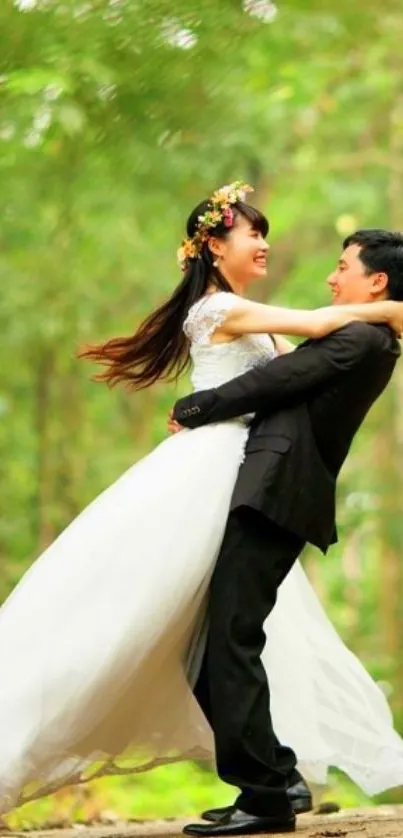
[193,507,305,817]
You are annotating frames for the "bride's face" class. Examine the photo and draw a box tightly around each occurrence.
[211,215,269,284]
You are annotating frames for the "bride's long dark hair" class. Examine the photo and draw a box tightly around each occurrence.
[79,198,269,391]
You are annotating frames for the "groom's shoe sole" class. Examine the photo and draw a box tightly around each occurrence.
[183,809,296,836]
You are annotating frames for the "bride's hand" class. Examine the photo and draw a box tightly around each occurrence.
[384,301,403,337]
[167,409,183,435]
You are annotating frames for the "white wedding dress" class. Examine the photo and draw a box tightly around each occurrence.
[1,291,403,814]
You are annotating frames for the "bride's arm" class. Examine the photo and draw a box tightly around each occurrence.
[220,297,403,340]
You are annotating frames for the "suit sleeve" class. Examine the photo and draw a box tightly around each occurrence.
[173,322,386,428]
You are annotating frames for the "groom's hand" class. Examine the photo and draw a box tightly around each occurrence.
[167,409,184,435]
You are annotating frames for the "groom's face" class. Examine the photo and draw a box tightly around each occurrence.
[327,243,388,304]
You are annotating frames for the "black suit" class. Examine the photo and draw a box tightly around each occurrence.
[173,322,400,817]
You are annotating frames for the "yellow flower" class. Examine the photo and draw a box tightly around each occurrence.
[177,238,198,265]
[212,189,231,204]
[177,246,186,265]
[207,210,222,225]
[212,181,254,208]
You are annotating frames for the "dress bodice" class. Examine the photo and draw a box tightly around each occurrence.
[183,292,276,392]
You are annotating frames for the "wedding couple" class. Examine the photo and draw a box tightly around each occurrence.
[1,184,403,834]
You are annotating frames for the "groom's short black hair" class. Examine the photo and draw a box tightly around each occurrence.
[343,229,403,300]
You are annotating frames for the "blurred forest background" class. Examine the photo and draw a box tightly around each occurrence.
[1,0,403,828]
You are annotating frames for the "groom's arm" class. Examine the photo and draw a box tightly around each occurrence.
[173,322,386,428]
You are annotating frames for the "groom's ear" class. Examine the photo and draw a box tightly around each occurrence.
[370,271,389,297]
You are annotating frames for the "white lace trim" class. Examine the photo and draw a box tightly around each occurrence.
[183,292,237,345]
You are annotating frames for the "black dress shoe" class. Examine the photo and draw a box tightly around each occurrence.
[286,779,313,814]
[183,808,295,836]
[201,778,313,822]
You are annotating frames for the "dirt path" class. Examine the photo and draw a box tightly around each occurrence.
[3,806,403,838]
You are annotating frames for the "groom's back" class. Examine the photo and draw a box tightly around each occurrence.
[231,323,400,553]
[307,324,399,476]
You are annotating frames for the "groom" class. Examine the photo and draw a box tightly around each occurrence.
[170,229,403,836]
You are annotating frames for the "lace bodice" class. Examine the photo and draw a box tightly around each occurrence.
[183,292,276,392]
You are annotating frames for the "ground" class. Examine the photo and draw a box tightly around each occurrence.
[3,807,403,838]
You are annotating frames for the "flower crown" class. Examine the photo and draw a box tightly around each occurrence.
[177,180,254,271]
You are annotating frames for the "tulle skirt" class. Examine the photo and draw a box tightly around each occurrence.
[0,420,402,812]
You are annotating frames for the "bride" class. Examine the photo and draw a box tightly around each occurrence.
[1,181,403,815]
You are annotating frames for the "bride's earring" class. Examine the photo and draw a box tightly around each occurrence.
[213,255,221,268]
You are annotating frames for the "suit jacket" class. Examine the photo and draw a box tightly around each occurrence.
[174,322,400,553]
